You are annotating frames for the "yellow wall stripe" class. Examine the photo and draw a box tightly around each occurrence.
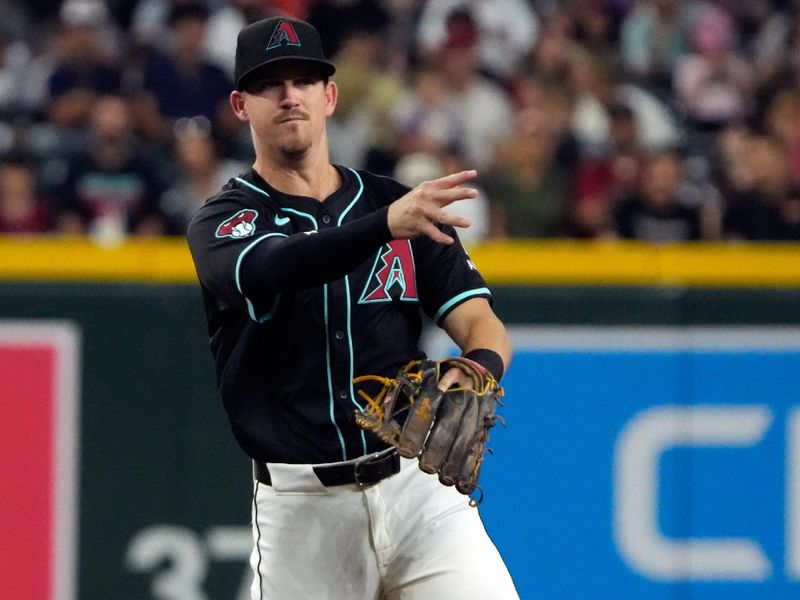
[0,237,798,287]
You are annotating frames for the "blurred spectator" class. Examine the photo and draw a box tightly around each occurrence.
[568,46,681,153]
[750,0,800,97]
[763,87,800,183]
[482,104,572,238]
[130,0,237,49]
[0,154,51,234]
[567,102,644,238]
[516,75,580,175]
[0,1,33,120]
[568,0,622,57]
[54,94,167,242]
[327,11,407,173]
[613,149,709,241]
[433,15,515,170]
[391,66,462,159]
[204,0,273,75]
[724,134,800,240]
[417,0,540,85]
[673,3,754,132]
[528,9,575,83]
[159,116,247,234]
[133,2,235,143]
[0,30,32,120]
[308,0,392,62]
[713,120,757,198]
[46,0,124,130]
[620,0,697,96]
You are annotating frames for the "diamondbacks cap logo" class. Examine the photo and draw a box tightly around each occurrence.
[266,19,302,51]
[216,209,258,239]
[359,240,418,303]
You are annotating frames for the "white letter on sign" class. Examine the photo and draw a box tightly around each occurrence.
[786,408,800,579]
[613,405,772,581]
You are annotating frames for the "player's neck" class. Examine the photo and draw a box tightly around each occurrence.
[255,147,340,202]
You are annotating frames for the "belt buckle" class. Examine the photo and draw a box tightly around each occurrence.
[353,460,367,489]
[353,452,383,488]
[353,457,369,488]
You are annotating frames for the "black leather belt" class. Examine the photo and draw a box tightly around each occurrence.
[253,449,400,487]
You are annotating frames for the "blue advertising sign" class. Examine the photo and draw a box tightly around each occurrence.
[424,326,800,599]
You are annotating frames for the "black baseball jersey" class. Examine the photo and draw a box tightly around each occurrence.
[187,166,491,464]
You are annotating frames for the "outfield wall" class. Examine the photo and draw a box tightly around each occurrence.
[1,239,799,599]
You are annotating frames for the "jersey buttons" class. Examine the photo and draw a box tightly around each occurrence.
[322,214,332,225]
[338,389,348,399]
[334,330,344,340]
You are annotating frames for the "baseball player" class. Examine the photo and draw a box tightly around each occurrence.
[186,16,518,600]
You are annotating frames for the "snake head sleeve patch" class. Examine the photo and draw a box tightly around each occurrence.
[216,209,259,239]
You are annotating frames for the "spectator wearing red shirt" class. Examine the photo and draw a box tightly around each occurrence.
[0,154,51,234]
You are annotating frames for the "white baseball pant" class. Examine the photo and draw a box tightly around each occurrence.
[249,453,519,599]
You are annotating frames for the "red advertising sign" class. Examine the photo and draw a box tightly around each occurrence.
[0,323,80,600]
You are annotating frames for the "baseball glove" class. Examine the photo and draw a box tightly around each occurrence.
[353,357,503,504]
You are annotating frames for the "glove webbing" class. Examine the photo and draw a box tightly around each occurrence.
[353,360,425,417]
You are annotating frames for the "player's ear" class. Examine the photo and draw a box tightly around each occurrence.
[230,91,249,122]
[324,81,337,117]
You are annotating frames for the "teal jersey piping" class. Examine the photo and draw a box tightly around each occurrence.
[235,175,346,455]
[340,169,364,225]
[340,169,367,454]
[234,233,287,322]
[345,274,368,455]
[433,287,492,325]
[324,283,348,460]
[284,207,345,460]
[235,177,271,197]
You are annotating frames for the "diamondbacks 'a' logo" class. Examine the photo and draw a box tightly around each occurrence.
[266,20,301,51]
[215,209,258,239]
[359,240,417,303]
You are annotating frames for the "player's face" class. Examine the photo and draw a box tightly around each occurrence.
[233,62,337,160]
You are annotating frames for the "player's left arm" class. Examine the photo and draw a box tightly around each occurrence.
[439,297,512,390]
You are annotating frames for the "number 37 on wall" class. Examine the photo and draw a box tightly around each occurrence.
[125,525,252,600]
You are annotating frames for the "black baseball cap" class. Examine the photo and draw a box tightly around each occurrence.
[234,16,336,91]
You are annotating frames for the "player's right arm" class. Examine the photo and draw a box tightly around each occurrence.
[187,195,391,318]
[187,171,478,321]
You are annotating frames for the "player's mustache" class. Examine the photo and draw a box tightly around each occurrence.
[275,110,310,123]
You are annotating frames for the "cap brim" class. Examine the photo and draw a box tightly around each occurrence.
[237,57,336,90]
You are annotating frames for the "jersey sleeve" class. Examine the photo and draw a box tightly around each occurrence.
[187,194,287,323]
[414,228,492,326]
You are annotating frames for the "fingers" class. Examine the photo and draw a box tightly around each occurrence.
[386,169,479,244]
[429,169,478,190]
[437,366,471,391]
[437,368,461,392]
[436,210,471,229]
[420,209,470,244]
[434,185,479,208]
[421,221,454,245]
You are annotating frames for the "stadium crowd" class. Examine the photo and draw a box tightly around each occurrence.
[1,0,800,242]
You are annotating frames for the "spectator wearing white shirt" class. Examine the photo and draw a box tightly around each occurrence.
[416,0,539,84]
